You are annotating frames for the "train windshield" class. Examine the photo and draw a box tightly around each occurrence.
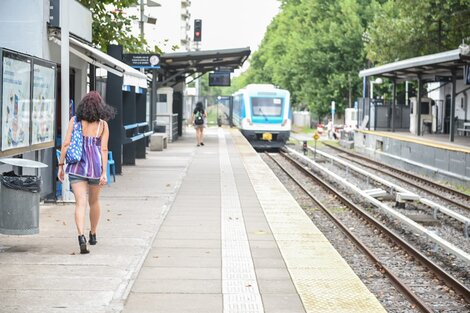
[251,97,283,116]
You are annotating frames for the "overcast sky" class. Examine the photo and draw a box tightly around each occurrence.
[142,0,280,52]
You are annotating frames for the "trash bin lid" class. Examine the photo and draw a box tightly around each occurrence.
[0,158,48,168]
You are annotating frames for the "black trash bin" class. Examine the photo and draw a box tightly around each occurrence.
[0,158,47,235]
[154,125,166,133]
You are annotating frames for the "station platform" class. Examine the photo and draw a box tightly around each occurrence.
[0,127,385,313]
[355,130,470,186]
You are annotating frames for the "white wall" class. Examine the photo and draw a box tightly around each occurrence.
[0,0,47,57]
[428,80,470,121]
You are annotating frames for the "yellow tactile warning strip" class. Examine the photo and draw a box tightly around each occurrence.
[231,130,386,313]
[358,130,470,154]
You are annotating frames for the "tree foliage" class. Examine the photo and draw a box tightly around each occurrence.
[241,0,369,119]
[365,0,470,64]
[230,0,469,121]
[78,0,153,53]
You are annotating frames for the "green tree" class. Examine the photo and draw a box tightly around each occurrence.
[78,0,153,53]
[365,0,470,64]
[242,0,369,121]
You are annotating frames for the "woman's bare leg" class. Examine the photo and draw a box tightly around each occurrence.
[71,181,88,235]
[88,185,102,234]
[196,128,201,144]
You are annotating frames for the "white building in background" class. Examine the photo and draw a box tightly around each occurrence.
[180,0,192,51]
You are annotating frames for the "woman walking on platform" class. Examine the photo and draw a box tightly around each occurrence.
[58,91,115,254]
[192,101,206,146]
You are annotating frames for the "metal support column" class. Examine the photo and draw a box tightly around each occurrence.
[106,45,124,174]
[60,0,72,201]
[123,87,136,165]
[136,89,147,158]
[417,76,422,136]
[362,76,370,130]
[450,70,457,142]
[89,64,96,91]
[391,79,396,132]
[150,70,157,129]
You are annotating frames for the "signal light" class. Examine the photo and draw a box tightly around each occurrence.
[194,19,202,42]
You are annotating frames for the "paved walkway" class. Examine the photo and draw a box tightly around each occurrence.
[122,129,305,313]
[0,134,195,313]
[0,127,384,313]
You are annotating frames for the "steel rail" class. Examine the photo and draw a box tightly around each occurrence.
[265,152,433,313]
[276,150,470,304]
[338,153,470,212]
[324,143,470,206]
[308,145,470,238]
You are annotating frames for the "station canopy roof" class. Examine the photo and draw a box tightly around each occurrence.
[50,34,148,88]
[359,45,470,81]
[158,47,251,86]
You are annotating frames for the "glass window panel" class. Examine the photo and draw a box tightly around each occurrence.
[251,97,282,116]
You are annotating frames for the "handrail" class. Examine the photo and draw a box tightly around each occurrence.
[123,121,151,144]
[123,121,148,130]
[123,123,138,130]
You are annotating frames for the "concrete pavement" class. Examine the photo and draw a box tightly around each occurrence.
[0,134,195,313]
[0,128,384,313]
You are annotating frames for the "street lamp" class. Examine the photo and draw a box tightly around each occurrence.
[370,77,383,101]
[137,0,161,39]
[369,77,383,130]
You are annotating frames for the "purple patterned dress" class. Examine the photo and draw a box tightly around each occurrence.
[66,121,103,179]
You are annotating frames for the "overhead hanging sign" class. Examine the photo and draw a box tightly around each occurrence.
[123,54,160,69]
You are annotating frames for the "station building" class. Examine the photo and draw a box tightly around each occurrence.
[0,0,148,200]
[0,0,251,203]
[357,44,470,186]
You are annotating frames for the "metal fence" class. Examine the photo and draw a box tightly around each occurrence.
[358,98,410,130]
[184,96,232,126]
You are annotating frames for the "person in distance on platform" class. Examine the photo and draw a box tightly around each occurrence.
[192,101,207,146]
[58,91,115,254]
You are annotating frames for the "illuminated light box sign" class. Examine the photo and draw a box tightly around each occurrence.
[0,48,56,157]
[209,72,231,87]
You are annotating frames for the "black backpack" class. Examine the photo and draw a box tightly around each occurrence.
[195,110,204,125]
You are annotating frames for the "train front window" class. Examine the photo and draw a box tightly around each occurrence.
[251,97,283,116]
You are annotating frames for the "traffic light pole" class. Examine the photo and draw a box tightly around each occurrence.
[193,19,202,100]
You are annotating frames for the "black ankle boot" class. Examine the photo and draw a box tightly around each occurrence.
[89,231,97,245]
[78,235,90,254]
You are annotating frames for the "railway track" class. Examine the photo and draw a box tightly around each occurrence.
[264,151,470,312]
[305,145,470,240]
[323,143,470,212]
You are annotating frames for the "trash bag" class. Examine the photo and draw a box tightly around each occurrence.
[1,171,41,193]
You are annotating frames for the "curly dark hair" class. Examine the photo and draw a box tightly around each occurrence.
[76,91,116,122]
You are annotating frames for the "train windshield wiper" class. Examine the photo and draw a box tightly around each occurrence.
[258,107,268,121]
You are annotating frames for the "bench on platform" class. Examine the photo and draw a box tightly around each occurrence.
[457,128,470,136]
[149,133,168,151]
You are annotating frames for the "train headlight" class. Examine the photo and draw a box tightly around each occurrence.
[282,119,287,126]
[247,118,253,126]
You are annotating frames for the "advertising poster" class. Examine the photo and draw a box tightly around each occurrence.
[1,53,31,151]
[32,63,55,145]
